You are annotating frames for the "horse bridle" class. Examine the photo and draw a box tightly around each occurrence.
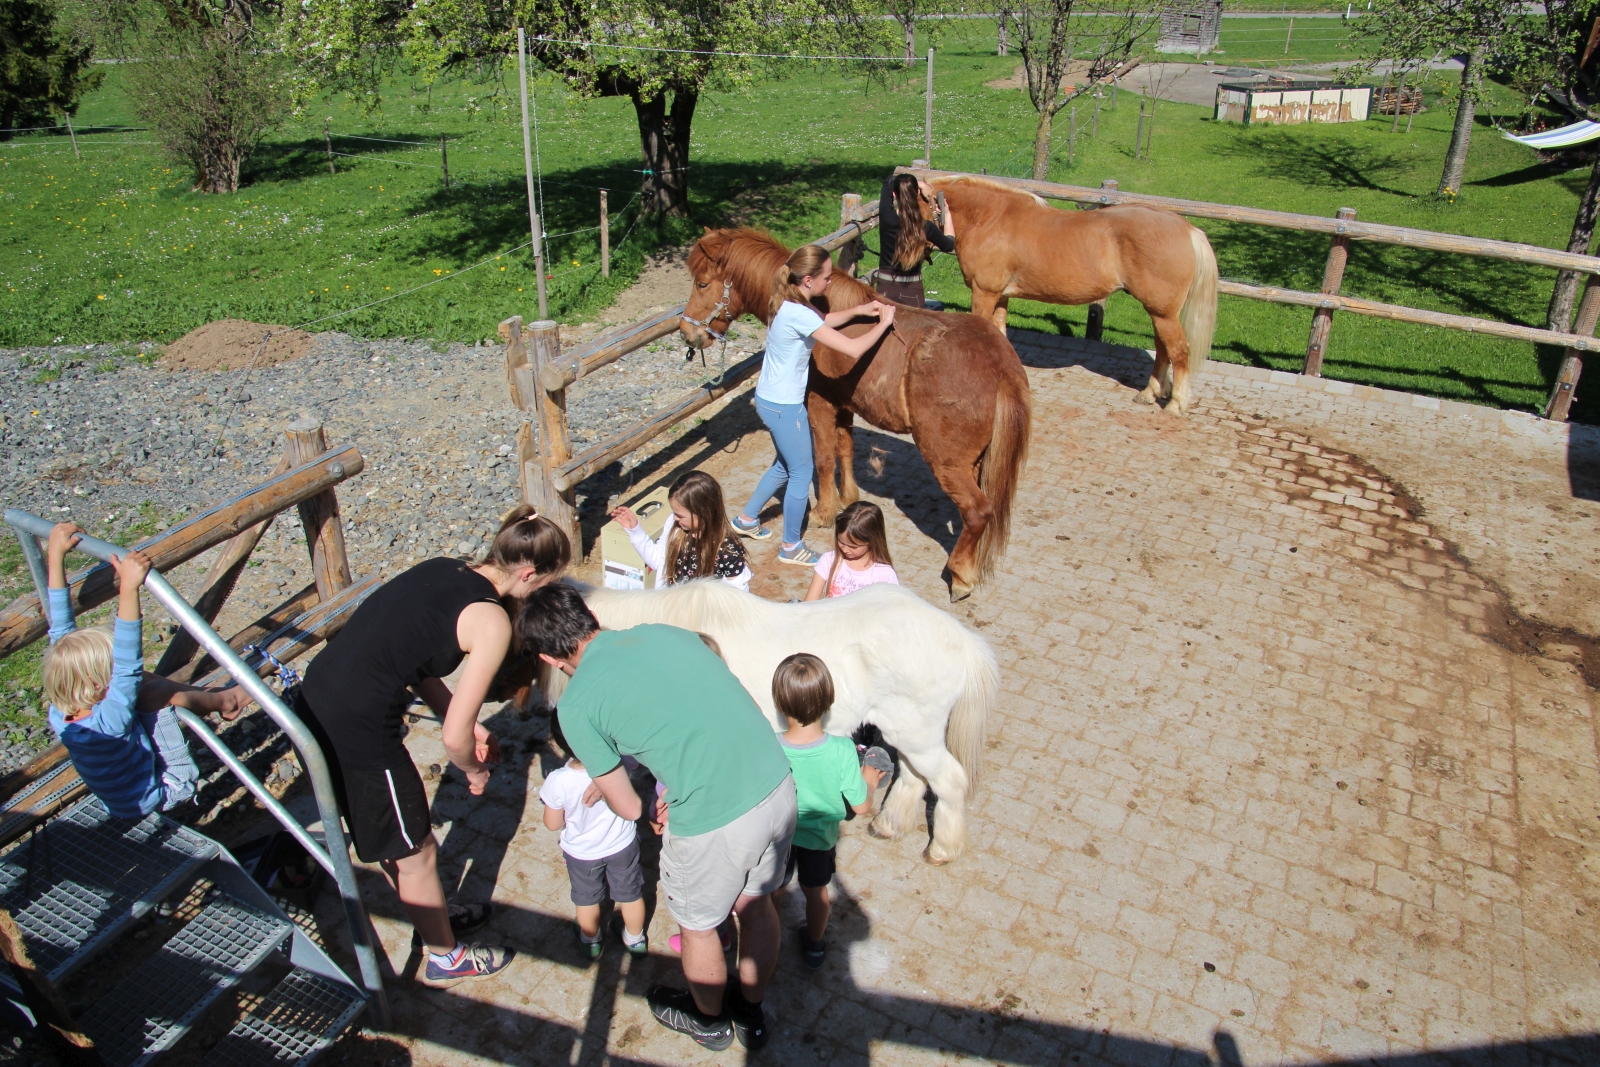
[682,278,734,362]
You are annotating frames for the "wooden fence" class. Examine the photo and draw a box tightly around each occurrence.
[906,167,1600,422]
[0,419,377,845]
[499,199,880,550]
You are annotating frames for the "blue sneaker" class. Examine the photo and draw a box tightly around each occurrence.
[732,514,772,540]
[423,942,515,987]
[777,541,819,567]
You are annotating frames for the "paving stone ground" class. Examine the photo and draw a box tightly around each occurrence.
[305,331,1600,1067]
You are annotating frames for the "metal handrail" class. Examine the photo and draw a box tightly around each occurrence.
[2,509,391,1028]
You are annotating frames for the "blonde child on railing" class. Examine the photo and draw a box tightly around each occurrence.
[42,522,250,818]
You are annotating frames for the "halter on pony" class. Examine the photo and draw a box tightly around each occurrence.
[681,278,734,364]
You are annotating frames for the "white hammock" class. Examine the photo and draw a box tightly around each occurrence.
[1503,120,1600,149]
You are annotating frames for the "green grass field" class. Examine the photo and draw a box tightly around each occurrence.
[0,19,1592,419]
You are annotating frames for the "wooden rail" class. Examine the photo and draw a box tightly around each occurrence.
[906,167,1600,421]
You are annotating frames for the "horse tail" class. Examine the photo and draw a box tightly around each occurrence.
[974,362,1032,580]
[947,631,998,795]
[1181,225,1218,374]
[537,657,569,707]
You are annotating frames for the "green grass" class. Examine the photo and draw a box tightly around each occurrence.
[1173,16,1358,65]
[0,22,1593,419]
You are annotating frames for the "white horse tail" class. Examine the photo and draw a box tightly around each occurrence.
[537,657,569,707]
[1181,225,1218,375]
[948,634,998,795]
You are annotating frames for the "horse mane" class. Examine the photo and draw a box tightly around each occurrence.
[932,174,1048,209]
[583,577,776,635]
[823,271,879,312]
[689,227,790,326]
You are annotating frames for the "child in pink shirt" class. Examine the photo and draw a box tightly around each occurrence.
[804,502,899,601]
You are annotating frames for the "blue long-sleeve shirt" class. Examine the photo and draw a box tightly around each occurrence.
[46,586,162,818]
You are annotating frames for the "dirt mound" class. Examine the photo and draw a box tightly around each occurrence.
[161,319,316,373]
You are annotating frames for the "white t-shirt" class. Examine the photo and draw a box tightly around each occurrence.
[538,762,638,860]
[814,550,900,598]
[757,300,825,404]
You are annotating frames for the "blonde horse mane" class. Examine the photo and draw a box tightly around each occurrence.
[932,174,1049,209]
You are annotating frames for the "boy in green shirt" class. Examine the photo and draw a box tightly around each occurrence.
[773,653,890,970]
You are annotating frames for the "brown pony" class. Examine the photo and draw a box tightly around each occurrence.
[931,175,1219,414]
[682,228,1031,600]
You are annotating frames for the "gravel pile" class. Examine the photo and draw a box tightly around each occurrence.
[0,317,767,774]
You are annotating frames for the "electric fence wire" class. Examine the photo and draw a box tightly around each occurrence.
[531,35,930,63]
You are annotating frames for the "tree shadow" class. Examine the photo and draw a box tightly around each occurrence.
[1210,126,1420,197]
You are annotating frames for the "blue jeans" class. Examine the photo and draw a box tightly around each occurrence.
[141,707,198,810]
[744,396,814,545]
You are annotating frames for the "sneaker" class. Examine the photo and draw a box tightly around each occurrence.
[449,902,493,937]
[801,934,826,971]
[777,541,820,567]
[725,981,771,1052]
[612,913,648,956]
[422,943,514,987]
[732,514,772,541]
[647,986,734,1051]
[575,922,603,962]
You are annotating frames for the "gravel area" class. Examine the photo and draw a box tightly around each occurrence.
[0,313,768,775]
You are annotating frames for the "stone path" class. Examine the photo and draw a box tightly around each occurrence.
[285,330,1600,1067]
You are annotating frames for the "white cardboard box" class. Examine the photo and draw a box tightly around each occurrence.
[600,486,672,590]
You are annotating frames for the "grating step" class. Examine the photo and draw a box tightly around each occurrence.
[196,969,366,1067]
[0,795,217,983]
[78,893,293,1067]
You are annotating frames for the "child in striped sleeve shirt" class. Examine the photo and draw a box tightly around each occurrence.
[43,523,249,818]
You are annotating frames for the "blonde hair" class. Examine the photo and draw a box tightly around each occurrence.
[42,627,114,715]
[769,244,832,319]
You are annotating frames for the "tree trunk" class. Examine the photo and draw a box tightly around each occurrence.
[632,85,696,217]
[904,19,916,64]
[998,16,1008,57]
[1548,152,1600,332]
[1031,102,1055,180]
[1436,50,1480,198]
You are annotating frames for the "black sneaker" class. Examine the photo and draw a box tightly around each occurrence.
[725,980,771,1051]
[801,935,826,971]
[647,986,734,1051]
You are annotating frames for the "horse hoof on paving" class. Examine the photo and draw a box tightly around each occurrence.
[1132,390,1156,406]
[868,819,898,840]
[949,583,974,603]
[922,849,951,867]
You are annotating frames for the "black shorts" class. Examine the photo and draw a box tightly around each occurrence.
[292,690,432,864]
[784,845,836,890]
[564,839,644,906]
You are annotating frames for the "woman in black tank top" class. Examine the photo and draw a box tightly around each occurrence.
[293,505,569,986]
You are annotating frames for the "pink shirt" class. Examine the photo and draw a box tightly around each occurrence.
[814,551,900,598]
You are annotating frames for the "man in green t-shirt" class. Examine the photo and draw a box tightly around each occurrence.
[520,585,795,1054]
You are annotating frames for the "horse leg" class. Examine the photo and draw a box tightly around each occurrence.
[1134,338,1172,407]
[807,392,843,523]
[835,410,860,509]
[870,756,927,842]
[899,746,970,865]
[970,287,999,325]
[991,297,1010,334]
[920,453,992,601]
[1152,313,1195,414]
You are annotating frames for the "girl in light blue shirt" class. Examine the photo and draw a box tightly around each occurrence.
[733,245,895,565]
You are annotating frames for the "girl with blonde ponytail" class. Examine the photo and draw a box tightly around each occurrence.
[734,245,896,565]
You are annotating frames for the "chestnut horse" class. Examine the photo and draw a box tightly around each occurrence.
[931,175,1219,414]
[681,228,1031,600]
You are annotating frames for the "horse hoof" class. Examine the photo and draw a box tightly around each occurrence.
[868,818,898,840]
[922,849,951,867]
[1132,390,1156,406]
[949,582,974,603]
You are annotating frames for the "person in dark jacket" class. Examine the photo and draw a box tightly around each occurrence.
[872,173,956,308]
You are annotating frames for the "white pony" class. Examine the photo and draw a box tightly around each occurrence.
[540,580,997,864]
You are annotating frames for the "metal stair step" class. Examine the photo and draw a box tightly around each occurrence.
[0,795,217,983]
[78,893,293,1067]
[196,969,366,1067]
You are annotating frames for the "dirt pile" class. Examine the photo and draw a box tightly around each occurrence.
[160,319,316,373]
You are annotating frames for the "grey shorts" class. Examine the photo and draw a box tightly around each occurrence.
[660,776,797,932]
[564,839,645,907]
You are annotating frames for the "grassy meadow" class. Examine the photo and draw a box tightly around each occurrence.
[0,17,1593,419]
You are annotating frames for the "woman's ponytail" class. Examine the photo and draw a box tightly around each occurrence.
[487,504,571,576]
[769,244,833,319]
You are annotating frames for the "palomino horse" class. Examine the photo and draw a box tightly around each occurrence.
[931,176,1219,414]
[538,580,997,864]
[681,227,1031,600]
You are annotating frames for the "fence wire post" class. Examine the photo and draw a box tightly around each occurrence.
[64,116,78,161]
[1303,206,1357,377]
[925,49,935,167]
[1546,274,1600,421]
[838,193,865,278]
[600,190,610,278]
[440,136,449,190]
[323,118,335,176]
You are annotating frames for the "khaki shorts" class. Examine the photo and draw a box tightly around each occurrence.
[660,776,797,932]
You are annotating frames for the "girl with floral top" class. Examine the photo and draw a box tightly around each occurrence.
[611,471,753,591]
[803,501,899,601]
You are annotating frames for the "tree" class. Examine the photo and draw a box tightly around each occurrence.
[0,0,101,141]
[1529,0,1600,331]
[885,0,950,64]
[1354,0,1524,198]
[1010,0,1156,180]
[280,1,894,217]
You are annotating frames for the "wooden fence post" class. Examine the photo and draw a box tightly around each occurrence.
[440,136,450,191]
[324,117,335,177]
[2,908,102,1067]
[1086,180,1117,341]
[284,418,353,598]
[600,190,610,278]
[502,317,579,550]
[1303,206,1357,377]
[838,193,865,278]
[1546,274,1600,420]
